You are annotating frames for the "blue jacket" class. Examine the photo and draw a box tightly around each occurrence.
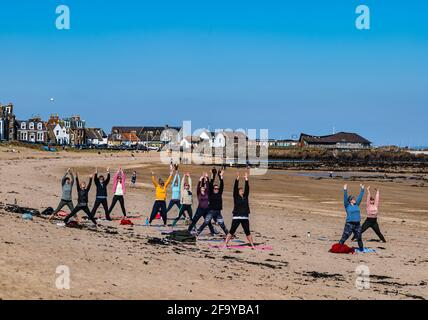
[171,174,181,200]
[344,188,364,222]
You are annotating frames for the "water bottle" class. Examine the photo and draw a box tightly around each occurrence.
[145,217,149,226]
[307,232,311,238]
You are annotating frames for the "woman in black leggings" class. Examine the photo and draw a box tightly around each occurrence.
[64,173,97,226]
[225,172,255,249]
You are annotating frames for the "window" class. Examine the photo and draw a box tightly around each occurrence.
[56,130,60,135]
[29,122,34,130]
[21,122,26,130]
[37,123,43,130]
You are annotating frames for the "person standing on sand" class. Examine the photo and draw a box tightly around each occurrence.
[354,186,386,243]
[91,168,111,220]
[130,171,137,188]
[108,168,128,218]
[224,171,255,249]
[165,172,181,216]
[172,173,193,227]
[63,172,97,226]
[149,170,173,226]
[49,168,75,221]
[196,168,229,236]
[187,173,217,235]
[339,184,365,251]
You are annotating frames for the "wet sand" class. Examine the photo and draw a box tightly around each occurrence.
[0,145,427,300]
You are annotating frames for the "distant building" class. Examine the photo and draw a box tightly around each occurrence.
[254,139,276,147]
[196,129,216,147]
[64,115,86,146]
[85,128,108,146]
[299,132,371,149]
[109,125,181,147]
[16,116,47,143]
[180,136,201,150]
[46,114,69,145]
[0,103,16,141]
[213,131,248,148]
[274,139,298,148]
[50,123,69,145]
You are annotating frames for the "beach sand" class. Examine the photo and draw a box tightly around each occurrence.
[0,146,427,300]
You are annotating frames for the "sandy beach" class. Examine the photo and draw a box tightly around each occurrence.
[0,145,427,300]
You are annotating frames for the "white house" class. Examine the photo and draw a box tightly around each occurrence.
[52,123,69,145]
[180,136,201,150]
[197,129,215,147]
[213,131,247,148]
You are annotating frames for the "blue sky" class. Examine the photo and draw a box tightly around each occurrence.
[0,1,427,146]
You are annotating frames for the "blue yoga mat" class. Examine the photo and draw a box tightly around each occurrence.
[355,248,376,253]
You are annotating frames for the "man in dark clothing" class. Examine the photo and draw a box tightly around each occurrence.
[197,169,228,236]
[64,173,97,226]
[91,168,111,220]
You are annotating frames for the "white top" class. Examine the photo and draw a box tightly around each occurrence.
[115,182,124,196]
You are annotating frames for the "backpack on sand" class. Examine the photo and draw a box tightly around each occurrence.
[41,207,54,216]
[166,230,196,243]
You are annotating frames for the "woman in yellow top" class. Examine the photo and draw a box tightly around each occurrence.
[149,170,173,226]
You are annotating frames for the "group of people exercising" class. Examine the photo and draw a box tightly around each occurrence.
[48,166,255,248]
[48,165,386,251]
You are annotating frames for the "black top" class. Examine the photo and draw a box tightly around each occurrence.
[76,176,92,205]
[232,179,250,217]
[208,172,224,211]
[94,173,110,198]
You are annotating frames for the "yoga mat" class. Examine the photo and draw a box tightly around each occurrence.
[209,244,273,251]
[355,248,376,254]
[198,238,246,244]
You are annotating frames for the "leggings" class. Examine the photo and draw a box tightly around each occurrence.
[149,200,168,225]
[229,219,251,236]
[339,221,363,250]
[172,204,193,226]
[91,198,109,219]
[187,207,216,234]
[108,195,127,217]
[166,199,181,214]
[64,205,96,224]
[53,199,74,214]
[360,217,386,242]
[198,210,228,235]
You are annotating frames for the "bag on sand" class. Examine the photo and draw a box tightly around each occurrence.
[329,243,355,254]
[166,230,196,243]
[120,219,134,226]
[41,207,54,216]
[66,221,80,228]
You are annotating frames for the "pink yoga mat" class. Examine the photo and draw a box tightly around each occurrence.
[209,244,273,251]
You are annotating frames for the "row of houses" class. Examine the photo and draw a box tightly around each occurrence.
[1,102,372,150]
[0,103,106,146]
